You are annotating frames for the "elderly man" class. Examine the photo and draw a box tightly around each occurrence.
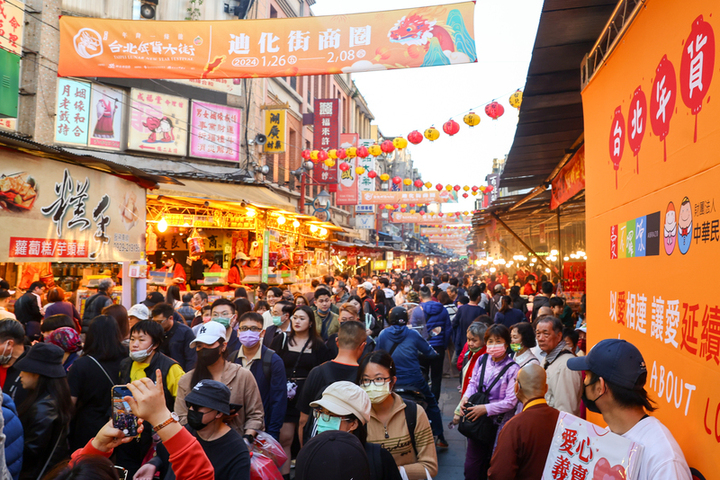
[535,316,582,415]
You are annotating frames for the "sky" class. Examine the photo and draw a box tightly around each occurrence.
[311,0,544,215]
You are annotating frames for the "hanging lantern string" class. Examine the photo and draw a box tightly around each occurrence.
[429,87,523,126]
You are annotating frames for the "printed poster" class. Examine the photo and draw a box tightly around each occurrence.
[356,139,376,213]
[127,88,188,156]
[337,133,359,205]
[189,100,241,162]
[55,78,92,145]
[0,0,24,56]
[88,83,125,150]
[58,2,477,79]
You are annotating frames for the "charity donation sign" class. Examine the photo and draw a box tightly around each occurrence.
[0,152,145,262]
[58,2,476,80]
[582,0,719,476]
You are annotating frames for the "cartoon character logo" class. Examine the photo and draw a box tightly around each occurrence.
[142,116,175,143]
[677,197,692,254]
[663,202,677,255]
[73,28,103,59]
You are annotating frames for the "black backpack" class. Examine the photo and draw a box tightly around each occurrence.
[229,347,275,380]
[458,354,516,447]
[403,399,418,455]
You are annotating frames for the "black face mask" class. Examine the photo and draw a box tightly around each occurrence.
[197,346,222,366]
[187,409,211,431]
[582,377,605,414]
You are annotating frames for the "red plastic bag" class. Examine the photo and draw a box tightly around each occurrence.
[251,431,287,468]
[249,452,282,480]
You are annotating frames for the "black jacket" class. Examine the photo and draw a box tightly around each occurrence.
[159,321,197,372]
[19,393,69,480]
[13,293,42,325]
[119,352,179,411]
[81,291,113,332]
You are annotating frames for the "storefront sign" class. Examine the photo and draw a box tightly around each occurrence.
[421,227,471,235]
[313,98,339,184]
[0,0,24,56]
[189,100,242,162]
[372,260,387,271]
[170,78,243,96]
[0,118,16,131]
[0,151,145,262]
[355,214,375,229]
[58,2,476,79]
[55,78,92,145]
[551,145,586,210]
[337,133,359,205]
[360,190,451,205]
[390,212,445,224]
[356,140,376,213]
[88,83,125,150]
[264,108,286,153]
[261,230,270,283]
[583,1,719,475]
[128,88,188,156]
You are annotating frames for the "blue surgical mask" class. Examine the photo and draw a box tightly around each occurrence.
[315,415,342,435]
[272,315,283,327]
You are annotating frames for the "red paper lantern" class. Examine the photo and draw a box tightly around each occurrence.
[357,146,369,158]
[453,185,461,191]
[317,150,329,161]
[379,204,385,210]
[301,149,312,160]
[337,148,347,159]
[401,208,406,213]
[367,170,377,179]
[408,130,423,145]
[485,101,505,120]
[392,176,402,185]
[435,183,443,191]
[393,204,399,209]
[471,186,479,192]
[438,213,444,217]
[419,210,425,215]
[486,185,494,193]
[381,140,395,154]
[414,179,424,188]
[463,193,469,198]
[443,119,460,136]
[339,162,350,172]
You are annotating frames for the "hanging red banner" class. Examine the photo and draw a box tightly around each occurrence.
[313,99,339,184]
[551,145,586,210]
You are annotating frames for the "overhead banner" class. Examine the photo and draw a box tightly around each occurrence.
[337,133,359,205]
[391,212,468,224]
[551,145,586,210]
[583,0,718,477]
[58,2,476,80]
[0,150,145,262]
[264,108,286,154]
[361,190,452,205]
[421,226,471,235]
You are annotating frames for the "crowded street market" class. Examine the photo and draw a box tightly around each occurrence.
[0,0,714,479]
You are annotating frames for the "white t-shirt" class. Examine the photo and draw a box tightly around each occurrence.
[622,416,692,480]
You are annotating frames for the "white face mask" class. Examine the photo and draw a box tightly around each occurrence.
[362,382,391,404]
[404,286,411,293]
[129,346,154,363]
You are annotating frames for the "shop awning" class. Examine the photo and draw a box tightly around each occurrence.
[154,179,296,211]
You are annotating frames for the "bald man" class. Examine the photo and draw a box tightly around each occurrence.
[488,364,560,480]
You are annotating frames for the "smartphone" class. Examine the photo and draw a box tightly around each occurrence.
[112,386,138,437]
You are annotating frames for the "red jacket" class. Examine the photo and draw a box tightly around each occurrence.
[457,343,486,371]
[71,428,213,480]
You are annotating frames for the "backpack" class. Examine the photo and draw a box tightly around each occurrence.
[403,399,418,455]
[229,347,275,380]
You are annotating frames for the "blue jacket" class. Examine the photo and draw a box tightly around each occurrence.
[416,301,452,349]
[452,304,486,353]
[494,308,526,329]
[377,326,437,385]
[3,393,23,480]
[237,346,287,441]
[160,320,197,372]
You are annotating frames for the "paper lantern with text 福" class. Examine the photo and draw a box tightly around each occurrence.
[324,159,335,167]
[408,130,423,145]
[443,119,460,136]
[393,137,408,149]
[509,90,523,109]
[310,150,319,161]
[302,149,312,160]
[355,166,365,175]
[485,101,505,120]
[424,127,440,141]
[317,150,328,161]
[339,162,350,172]
[328,149,338,159]
[337,148,347,159]
[463,112,481,127]
[368,144,382,157]
[346,147,357,158]
[381,140,395,154]
[356,146,369,158]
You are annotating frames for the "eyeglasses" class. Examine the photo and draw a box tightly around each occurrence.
[313,409,351,422]
[359,377,390,388]
[239,326,262,332]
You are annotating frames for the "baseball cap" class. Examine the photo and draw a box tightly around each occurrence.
[127,303,150,320]
[360,282,373,292]
[142,292,165,308]
[295,431,370,480]
[185,379,231,415]
[309,381,371,425]
[190,321,227,348]
[567,338,647,389]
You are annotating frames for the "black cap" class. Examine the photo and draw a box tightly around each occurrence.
[0,280,10,290]
[387,306,408,326]
[15,343,66,378]
[142,292,165,308]
[295,431,370,480]
[0,290,10,299]
[567,339,647,389]
[185,379,231,415]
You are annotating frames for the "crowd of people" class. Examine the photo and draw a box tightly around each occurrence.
[0,265,692,480]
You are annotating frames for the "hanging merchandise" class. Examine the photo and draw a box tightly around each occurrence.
[187,228,205,258]
[464,112,481,126]
[485,101,505,120]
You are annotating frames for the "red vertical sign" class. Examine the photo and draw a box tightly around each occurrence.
[337,133,359,205]
[313,98,339,184]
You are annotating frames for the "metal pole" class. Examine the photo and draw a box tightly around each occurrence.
[299,173,306,214]
[491,212,554,273]
[557,205,563,282]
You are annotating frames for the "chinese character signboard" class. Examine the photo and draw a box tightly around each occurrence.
[0,152,145,262]
[0,0,24,56]
[264,108,286,153]
[58,2,477,79]
[189,100,241,162]
[551,145,585,210]
[582,0,720,475]
[88,83,125,150]
[55,78,92,145]
[170,78,243,96]
[356,139,376,213]
[128,88,188,156]
[313,98,339,184]
[0,118,17,131]
[337,133,359,205]
[360,190,452,205]
[541,413,642,480]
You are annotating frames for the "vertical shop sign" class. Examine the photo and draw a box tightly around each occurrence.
[128,88,189,156]
[0,0,24,56]
[88,84,125,150]
[313,98,339,184]
[189,100,242,162]
[264,108,286,153]
[356,138,376,213]
[337,133,359,205]
[55,78,92,145]
[261,230,270,283]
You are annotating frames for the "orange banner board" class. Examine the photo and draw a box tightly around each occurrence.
[583,0,719,476]
[58,3,476,80]
[390,212,469,224]
[360,190,451,205]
